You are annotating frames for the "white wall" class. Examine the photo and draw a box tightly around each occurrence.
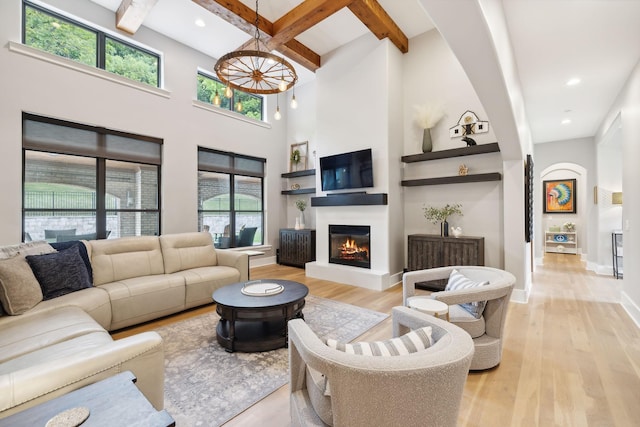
[595,58,640,326]
[0,0,287,250]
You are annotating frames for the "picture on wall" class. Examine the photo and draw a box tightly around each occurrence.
[543,178,577,214]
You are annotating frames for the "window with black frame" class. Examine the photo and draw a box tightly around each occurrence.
[23,1,160,87]
[22,114,162,243]
[198,148,265,248]
[197,71,264,121]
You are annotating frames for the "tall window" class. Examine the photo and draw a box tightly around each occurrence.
[197,72,264,121]
[22,114,162,242]
[198,148,265,248]
[23,1,160,87]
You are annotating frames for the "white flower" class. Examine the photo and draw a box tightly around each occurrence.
[413,104,445,129]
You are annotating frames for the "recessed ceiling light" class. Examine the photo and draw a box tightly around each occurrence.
[561,119,572,125]
[566,78,581,86]
[195,18,205,27]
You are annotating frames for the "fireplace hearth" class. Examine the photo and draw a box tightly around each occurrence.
[329,225,370,269]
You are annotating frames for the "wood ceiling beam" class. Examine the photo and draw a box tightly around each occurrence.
[192,0,320,71]
[348,0,408,53]
[270,0,353,47]
[116,0,158,35]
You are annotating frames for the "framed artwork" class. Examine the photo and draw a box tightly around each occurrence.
[289,141,308,172]
[543,178,577,214]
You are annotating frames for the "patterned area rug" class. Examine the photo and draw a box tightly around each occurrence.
[154,295,388,426]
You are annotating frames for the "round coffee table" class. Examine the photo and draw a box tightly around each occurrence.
[212,279,309,353]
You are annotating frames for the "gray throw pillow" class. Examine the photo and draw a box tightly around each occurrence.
[0,255,44,315]
[445,269,489,318]
[26,245,93,300]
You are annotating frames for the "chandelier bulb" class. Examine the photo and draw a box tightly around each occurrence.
[236,100,243,112]
[274,105,281,121]
[290,94,298,109]
[279,78,287,92]
[212,91,221,106]
[225,85,233,98]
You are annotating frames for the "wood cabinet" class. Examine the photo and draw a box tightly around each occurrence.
[407,234,485,290]
[279,229,316,268]
[544,231,577,254]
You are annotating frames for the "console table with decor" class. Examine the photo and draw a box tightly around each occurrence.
[407,234,485,291]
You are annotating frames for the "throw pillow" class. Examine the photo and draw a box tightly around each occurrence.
[50,241,93,283]
[445,269,489,318]
[0,255,44,315]
[0,241,56,260]
[326,326,433,356]
[26,245,93,300]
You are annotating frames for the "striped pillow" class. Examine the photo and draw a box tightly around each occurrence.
[445,269,489,318]
[326,326,433,356]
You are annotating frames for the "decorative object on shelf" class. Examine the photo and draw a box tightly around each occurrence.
[553,234,567,242]
[290,141,308,172]
[449,110,489,138]
[563,222,575,232]
[458,164,468,176]
[214,0,297,96]
[543,178,577,213]
[413,104,445,153]
[548,225,561,232]
[461,136,477,146]
[423,203,463,237]
[295,199,306,229]
[450,226,463,238]
[291,183,300,190]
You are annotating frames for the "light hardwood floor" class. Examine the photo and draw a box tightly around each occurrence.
[113,254,640,426]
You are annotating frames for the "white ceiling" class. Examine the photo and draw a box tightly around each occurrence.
[89,0,640,145]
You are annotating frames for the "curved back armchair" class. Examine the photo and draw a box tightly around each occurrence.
[403,266,515,370]
[288,306,474,427]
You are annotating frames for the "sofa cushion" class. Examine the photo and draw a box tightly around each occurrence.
[90,237,165,286]
[0,306,106,364]
[50,241,93,282]
[326,326,433,356]
[159,232,217,274]
[0,255,44,315]
[173,265,242,309]
[445,269,489,318]
[448,304,486,338]
[26,245,93,300]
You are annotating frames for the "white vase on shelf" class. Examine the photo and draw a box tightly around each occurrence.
[294,217,301,230]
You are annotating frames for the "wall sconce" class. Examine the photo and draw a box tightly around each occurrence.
[612,192,623,205]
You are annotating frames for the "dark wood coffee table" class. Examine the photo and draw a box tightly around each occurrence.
[212,279,308,352]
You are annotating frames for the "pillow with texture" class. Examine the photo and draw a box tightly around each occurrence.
[326,326,433,356]
[26,245,92,300]
[50,241,93,283]
[445,269,489,318]
[0,241,56,260]
[0,255,44,315]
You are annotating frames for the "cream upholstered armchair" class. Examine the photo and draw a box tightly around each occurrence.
[403,266,516,370]
[288,306,474,427]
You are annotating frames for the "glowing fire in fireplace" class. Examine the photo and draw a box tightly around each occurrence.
[339,238,369,259]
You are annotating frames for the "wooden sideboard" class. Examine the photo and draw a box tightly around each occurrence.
[407,234,485,290]
[279,229,316,268]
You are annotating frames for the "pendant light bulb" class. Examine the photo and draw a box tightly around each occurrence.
[274,105,281,120]
[212,90,221,106]
[290,93,298,109]
[279,78,287,92]
[225,85,233,98]
[236,101,243,112]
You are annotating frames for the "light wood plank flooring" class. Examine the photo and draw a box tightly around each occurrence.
[113,254,640,426]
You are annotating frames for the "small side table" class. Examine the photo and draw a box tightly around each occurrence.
[407,296,450,321]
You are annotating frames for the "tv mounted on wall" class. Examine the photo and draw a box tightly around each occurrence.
[320,148,374,191]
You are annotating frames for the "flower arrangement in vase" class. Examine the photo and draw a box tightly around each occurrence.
[295,199,306,230]
[413,104,445,153]
[563,222,575,232]
[423,203,463,237]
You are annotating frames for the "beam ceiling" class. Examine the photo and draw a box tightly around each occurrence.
[192,0,408,72]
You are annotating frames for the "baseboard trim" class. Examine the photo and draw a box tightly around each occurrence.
[621,292,640,329]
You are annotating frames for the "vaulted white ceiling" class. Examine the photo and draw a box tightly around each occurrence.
[89,0,640,145]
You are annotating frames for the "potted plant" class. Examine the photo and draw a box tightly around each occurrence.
[423,203,463,236]
[413,104,445,153]
[295,199,306,229]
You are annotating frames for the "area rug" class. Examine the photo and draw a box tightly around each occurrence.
[154,295,388,426]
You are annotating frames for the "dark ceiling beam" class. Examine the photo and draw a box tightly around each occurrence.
[348,0,409,53]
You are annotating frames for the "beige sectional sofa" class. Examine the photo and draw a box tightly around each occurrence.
[0,231,248,418]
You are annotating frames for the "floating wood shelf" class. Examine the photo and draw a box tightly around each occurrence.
[401,143,500,163]
[311,193,388,206]
[401,173,502,187]
[281,188,316,195]
[281,169,316,178]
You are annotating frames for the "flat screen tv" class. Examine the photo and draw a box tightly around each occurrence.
[320,148,374,191]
